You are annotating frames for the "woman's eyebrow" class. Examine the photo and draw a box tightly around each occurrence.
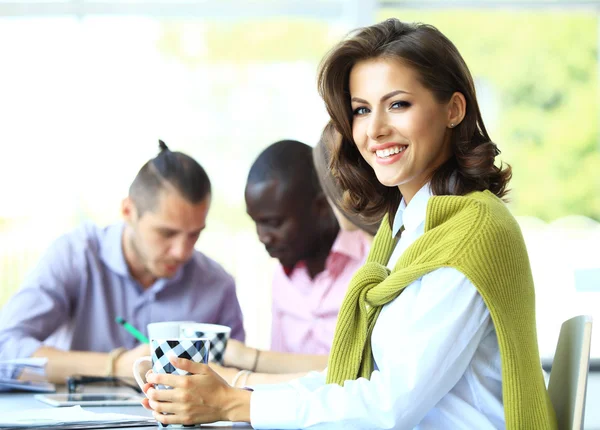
[351,89,410,105]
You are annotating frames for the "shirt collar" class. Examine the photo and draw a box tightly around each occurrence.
[330,229,366,262]
[282,229,366,277]
[391,183,433,237]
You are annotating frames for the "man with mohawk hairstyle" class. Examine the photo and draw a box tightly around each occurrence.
[0,140,245,383]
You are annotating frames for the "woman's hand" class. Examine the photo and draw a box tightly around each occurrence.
[141,356,251,426]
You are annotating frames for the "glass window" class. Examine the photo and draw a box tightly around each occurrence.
[0,15,346,346]
[1,5,598,357]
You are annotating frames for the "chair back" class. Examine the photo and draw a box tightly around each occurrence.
[548,315,593,430]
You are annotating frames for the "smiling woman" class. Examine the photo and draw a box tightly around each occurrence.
[349,58,461,202]
[319,23,512,224]
[140,19,556,429]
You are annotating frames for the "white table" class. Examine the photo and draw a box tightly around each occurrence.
[0,387,253,429]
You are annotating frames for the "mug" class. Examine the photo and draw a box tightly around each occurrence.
[179,323,231,365]
[147,321,195,340]
[133,338,210,429]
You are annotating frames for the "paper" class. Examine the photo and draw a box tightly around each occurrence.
[0,357,54,393]
[0,405,155,429]
[0,357,47,376]
[0,358,47,368]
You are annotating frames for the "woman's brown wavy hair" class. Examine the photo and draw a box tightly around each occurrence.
[317,18,512,224]
[313,122,381,236]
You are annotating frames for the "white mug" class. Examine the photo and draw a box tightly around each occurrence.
[179,323,231,365]
[147,321,195,340]
[133,338,210,429]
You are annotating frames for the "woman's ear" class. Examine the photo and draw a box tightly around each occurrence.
[447,92,466,129]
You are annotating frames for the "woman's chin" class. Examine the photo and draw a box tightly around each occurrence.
[375,174,402,189]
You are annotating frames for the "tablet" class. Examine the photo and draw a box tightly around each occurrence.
[34,392,144,407]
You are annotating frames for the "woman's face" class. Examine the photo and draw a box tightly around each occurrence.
[349,58,453,203]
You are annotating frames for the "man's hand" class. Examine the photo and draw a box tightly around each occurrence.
[115,343,150,378]
[141,356,251,425]
[223,339,255,370]
[32,345,152,384]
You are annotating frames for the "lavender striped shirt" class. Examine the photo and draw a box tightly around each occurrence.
[0,222,244,360]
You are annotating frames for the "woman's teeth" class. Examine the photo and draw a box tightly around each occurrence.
[376,146,406,158]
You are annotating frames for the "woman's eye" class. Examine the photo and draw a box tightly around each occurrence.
[391,101,411,109]
[352,106,370,116]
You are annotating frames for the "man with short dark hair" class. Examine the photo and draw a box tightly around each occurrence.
[0,141,245,383]
[245,140,366,355]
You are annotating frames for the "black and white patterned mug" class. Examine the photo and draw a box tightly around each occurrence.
[133,338,210,428]
[179,323,231,365]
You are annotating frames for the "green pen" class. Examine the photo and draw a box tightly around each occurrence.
[115,316,149,344]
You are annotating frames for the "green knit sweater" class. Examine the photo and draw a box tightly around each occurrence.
[326,190,557,429]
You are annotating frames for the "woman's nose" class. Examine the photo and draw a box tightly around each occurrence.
[366,111,391,141]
